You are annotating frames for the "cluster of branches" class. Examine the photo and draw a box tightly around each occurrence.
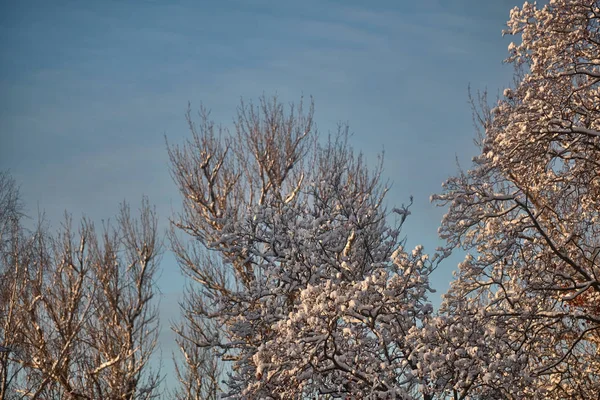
[168,1,599,399]
[1,1,597,399]
[167,97,440,399]
[425,0,600,398]
[0,172,162,399]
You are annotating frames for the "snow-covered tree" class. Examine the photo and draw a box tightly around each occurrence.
[169,97,439,398]
[430,1,600,398]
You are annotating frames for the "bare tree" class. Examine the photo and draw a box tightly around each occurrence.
[172,306,221,400]
[0,171,27,399]
[0,182,162,399]
[82,199,162,399]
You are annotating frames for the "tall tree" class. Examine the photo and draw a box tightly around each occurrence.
[428,1,600,398]
[169,97,439,398]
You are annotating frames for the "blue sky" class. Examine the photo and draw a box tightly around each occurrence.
[1,0,519,392]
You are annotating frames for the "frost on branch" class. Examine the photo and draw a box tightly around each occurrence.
[248,246,434,399]
[169,96,438,398]
[432,1,600,398]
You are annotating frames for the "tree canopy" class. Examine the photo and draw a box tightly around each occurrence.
[1,1,598,399]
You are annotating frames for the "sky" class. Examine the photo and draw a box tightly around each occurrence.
[1,0,520,393]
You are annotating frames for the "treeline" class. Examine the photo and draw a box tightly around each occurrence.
[1,1,599,399]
